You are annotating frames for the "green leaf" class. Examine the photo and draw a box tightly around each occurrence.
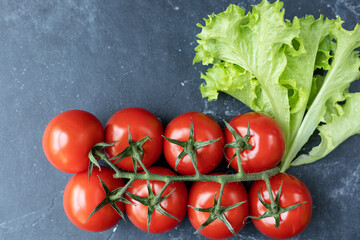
[154,204,179,222]
[218,214,236,236]
[88,198,109,219]
[280,16,336,142]
[200,62,273,117]
[110,201,126,220]
[281,21,360,170]
[195,0,302,141]
[188,204,213,213]
[194,214,218,234]
[174,150,187,172]
[194,0,360,171]
[147,207,154,233]
[292,93,360,166]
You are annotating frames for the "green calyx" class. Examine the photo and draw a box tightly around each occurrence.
[223,121,253,175]
[88,175,132,221]
[111,126,151,173]
[188,183,247,236]
[162,118,222,175]
[88,142,117,181]
[247,177,307,228]
[125,181,179,233]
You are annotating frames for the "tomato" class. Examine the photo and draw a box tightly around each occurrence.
[42,110,104,173]
[187,178,249,239]
[63,167,124,232]
[105,107,163,171]
[224,112,285,173]
[163,112,224,175]
[249,173,312,239]
[125,167,188,233]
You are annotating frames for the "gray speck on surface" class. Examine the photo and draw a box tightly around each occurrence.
[0,191,63,233]
[331,164,360,199]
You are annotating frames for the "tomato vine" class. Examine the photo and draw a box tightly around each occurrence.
[87,119,303,238]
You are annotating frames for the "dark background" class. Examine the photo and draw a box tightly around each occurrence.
[1,0,359,239]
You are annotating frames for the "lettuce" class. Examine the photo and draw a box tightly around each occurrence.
[194,0,360,172]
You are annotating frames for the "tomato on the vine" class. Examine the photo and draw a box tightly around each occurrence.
[105,107,163,172]
[187,178,249,239]
[249,173,312,239]
[42,110,104,173]
[125,167,188,233]
[63,167,124,232]
[224,112,285,173]
[163,112,224,175]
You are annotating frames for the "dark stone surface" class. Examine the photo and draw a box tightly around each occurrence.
[0,0,359,239]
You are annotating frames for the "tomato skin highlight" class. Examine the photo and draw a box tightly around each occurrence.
[105,107,163,171]
[63,167,124,232]
[42,110,104,173]
[187,178,249,239]
[249,173,312,239]
[224,112,285,173]
[125,167,188,233]
[163,112,224,175]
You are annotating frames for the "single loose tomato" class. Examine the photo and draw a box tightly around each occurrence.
[105,107,163,171]
[63,167,124,232]
[163,112,224,175]
[224,112,285,173]
[249,173,312,239]
[188,178,249,239]
[125,167,188,233]
[42,110,104,173]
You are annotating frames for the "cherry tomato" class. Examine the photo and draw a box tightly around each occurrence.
[224,112,285,173]
[163,112,224,175]
[42,110,104,173]
[249,173,312,239]
[188,178,249,239]
[63,167,124,232]
[105,107,163,171]
[125,167,188,233]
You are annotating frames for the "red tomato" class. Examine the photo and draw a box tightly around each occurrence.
[105,108,163,171]
[163,112,224,175]
[63,167,124,232]
[224,112,285,173]
[249,173,312,239]
[42,110,104,173]
[125,167,188,233]
[188,178,249,239]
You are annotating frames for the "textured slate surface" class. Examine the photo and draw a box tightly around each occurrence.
[0,0,359,239]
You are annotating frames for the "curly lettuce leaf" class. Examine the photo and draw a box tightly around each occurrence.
[199,62,273,116]
[194,0,303,141]
[292,93,360,166]
[194,0,360,171]
[280,21,360,171]
[280,16,336,143]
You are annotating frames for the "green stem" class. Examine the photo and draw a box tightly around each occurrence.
[109,178,135,202]
[235,147,245,177]
[96,150,123,177]
[113,167,280,183]
[215,182,226,210]
[154,181,171,202]
[264,175,279,214]
[131,144,150,175]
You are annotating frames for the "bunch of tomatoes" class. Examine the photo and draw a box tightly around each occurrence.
[42,107,312,239]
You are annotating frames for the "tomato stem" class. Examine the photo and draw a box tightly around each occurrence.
[264,176,279,214]
[131,143,150,175]
[215,182,226,210]
[223,120,253,176]
[111,167,279,183]
[154,180,171,203]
